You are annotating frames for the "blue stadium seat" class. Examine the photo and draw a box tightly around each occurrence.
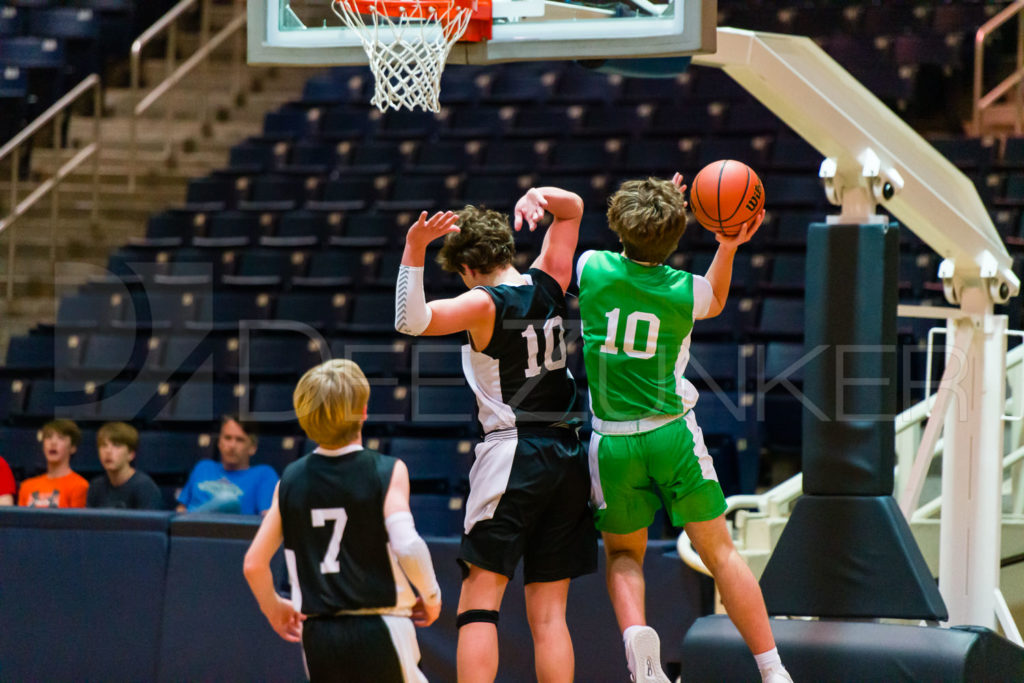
[409,343,465,378]
[262,209,338,247]
[184,176,237,211]
[153,333,219,376]
[575,104,649,138]
[56,292,123,329]
[347,291,401,333]
[227,139,283,175]
[389,436,474,493]
[409,493,465,536]
[768,211,813,248]
[472,139,546,174]
[134,430,208,476]
[687,342,749,390]
[28,7,100,78]
[620,75,689,104]
[193,210,261,247]
[261,107,317,141]
[377,109,441,139]
[95,379,174,422]
[762,341,812,387]
[168,381,240,422]
[221,248,302,288]
[507,105,577,139]
[331,337,410,377]
[650,103,722,136]
[0,426,42,478]
[251,434,303,475]
[0,6,24,36]
[0,66,28,143]
[545,139,620,173]
[763,254,806,292]
[344,140,409,174]
[311,176,381,211]
[756,297,805,339]
[242,174,318,212]
[19,379,96,420]
[250,382,298,423]
[190,291,273,331]
[243,335,327,377]
[407,140,479,174]
[117,290,199,331]
[696,137,768,168]
[441,105,512,139]
[0,37,65,110]
[79,332,152,373]
[282,140,341,175]
[724,100,784,135]
[292,249,370,288]
[133,211,192,248]
[618,138,695,175]
[458,174,526,209]
[487,71,554,103]
[411,385,477,429]
[321,106,378,140]
[4,334,56,372]
[367,384,411,424]
[763,174,824,208]
[928,135,994,172]
[152,248,220,286]
[769,135,821,172]
[377,176,454,211]
[273,291,352,332]
[550,67,618,104]
[331,213,395,248]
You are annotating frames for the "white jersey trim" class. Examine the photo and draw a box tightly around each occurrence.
[684,409,719,482]
[464,436,518,533]
[381,614,428,683]
[284,548,302,613]
[691,275,713,319]
[575,250,596,289]
[462,343,517,433]
[588,433,606,511]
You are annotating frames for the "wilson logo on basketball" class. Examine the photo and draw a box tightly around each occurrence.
[745,183,763,212]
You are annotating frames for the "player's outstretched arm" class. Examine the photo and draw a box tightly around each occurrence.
[243,484,306,643]
[700,209,764,319]
[383,460,442,627]
[519,187,584,293]
[396,211,495,343]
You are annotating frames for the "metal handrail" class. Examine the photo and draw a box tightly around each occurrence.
[0,74,102,301]
[128,0,247,191]
[973,0,1024,134]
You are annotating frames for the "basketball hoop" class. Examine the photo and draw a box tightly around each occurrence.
[331,0,485,112]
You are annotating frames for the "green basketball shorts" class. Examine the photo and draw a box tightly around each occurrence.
[589,411,727,534]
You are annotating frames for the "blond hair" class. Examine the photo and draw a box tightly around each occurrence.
[607,177,688,264]
[97,422,139,452]
[294,359,370,448]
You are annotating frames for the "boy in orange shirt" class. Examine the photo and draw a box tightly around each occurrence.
[18,419,89,508]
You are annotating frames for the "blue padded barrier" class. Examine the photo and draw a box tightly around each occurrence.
[0,508,173,682]
[157,514,304,683]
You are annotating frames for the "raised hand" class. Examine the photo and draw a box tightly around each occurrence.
[407,210,460,249]
[715,209,764,249]
[671,172,689,209]
[514,188,549,232]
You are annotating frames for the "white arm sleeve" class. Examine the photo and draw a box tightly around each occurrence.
[395,265,432,336]
[575,250,595,290]
[692,275,713,319]
[385,511,441,605]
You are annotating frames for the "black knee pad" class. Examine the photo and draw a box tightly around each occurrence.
[456,609,500,629]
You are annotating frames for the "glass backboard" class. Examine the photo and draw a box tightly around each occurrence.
[248,0,716,66]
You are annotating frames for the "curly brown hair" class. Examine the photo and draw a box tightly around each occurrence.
[436,205,515,275]
[607,177,688,264]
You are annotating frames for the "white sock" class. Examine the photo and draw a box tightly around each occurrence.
[754,646,783,674]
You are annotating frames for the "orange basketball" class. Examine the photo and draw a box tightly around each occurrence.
[689,160,765,237]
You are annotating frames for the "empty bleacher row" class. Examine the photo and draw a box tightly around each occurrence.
[5,0,1024,524]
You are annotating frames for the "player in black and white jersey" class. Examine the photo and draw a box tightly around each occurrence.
[395,189,597,683]
[244,359,441,683]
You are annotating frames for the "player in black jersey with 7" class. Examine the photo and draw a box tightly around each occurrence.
[244,359,442,683]
[395,188,598,683]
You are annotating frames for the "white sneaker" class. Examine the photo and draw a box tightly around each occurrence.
[624,626,671,683]
[762,667,794,683]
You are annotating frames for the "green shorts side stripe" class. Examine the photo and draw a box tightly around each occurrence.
[589,411,727,534]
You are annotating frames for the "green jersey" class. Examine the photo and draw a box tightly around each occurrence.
[576,250,713,422]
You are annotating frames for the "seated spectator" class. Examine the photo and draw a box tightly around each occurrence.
[177,415,278,515]
[0,456,14,506]
[18,419,89,508]
[86,422,163,510]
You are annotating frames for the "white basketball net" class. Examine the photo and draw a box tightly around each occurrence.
[332,0,473,112]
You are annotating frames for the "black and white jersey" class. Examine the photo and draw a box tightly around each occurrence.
[464,268,578,434]
[279,446,415,617]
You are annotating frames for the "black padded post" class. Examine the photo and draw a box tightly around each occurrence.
[758,223,946,621]
[802,222,898,495]
[681,615,1024,682]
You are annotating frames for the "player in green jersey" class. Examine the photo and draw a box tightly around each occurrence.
[576,174,792,683]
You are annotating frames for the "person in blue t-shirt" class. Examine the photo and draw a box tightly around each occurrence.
[177,415,278,515]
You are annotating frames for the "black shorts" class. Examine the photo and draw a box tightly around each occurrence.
[302,614,426,683]
[459,428,598,584]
